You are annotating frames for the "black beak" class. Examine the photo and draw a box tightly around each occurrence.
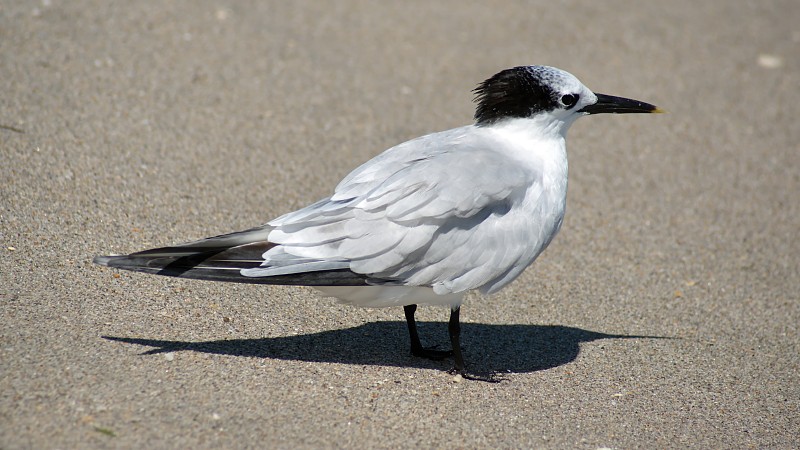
[580,93,662,115]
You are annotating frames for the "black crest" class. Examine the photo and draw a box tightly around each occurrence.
[473,66,561,126]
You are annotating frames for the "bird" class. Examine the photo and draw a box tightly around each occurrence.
[94,65,660,380]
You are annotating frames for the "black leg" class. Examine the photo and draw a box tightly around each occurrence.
[448,306,465,373]
[404,304,453,360]
[447,306,501,382]
[404,304,422,353]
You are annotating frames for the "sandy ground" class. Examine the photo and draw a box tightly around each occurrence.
[2,1,798,448]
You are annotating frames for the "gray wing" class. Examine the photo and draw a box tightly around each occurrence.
[243,125,547,295]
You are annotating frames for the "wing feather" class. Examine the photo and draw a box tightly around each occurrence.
[256,125,546,294]
[94,227,368,286]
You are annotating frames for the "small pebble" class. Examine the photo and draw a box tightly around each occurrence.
[758,54,783,69]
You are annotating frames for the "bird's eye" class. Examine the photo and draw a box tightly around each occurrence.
[560,94,579,108]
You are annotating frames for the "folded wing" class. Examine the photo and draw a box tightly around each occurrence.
[96,125,551,295]
[248,126,546,295]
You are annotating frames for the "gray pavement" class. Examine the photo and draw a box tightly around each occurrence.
[2,1,798,448]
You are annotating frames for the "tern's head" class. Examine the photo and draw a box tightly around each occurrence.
[473,65,660,131]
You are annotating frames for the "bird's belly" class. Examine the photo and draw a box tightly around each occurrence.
[315,285,464,308]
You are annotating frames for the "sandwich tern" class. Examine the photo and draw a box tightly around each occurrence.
[95,65,660,380]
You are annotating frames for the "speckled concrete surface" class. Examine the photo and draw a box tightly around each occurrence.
[2,1,798,448]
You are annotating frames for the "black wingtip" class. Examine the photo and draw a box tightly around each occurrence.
[92,250,373,287]
[93,255,118,267]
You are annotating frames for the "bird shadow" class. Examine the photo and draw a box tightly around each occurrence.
[104,322,670,374]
